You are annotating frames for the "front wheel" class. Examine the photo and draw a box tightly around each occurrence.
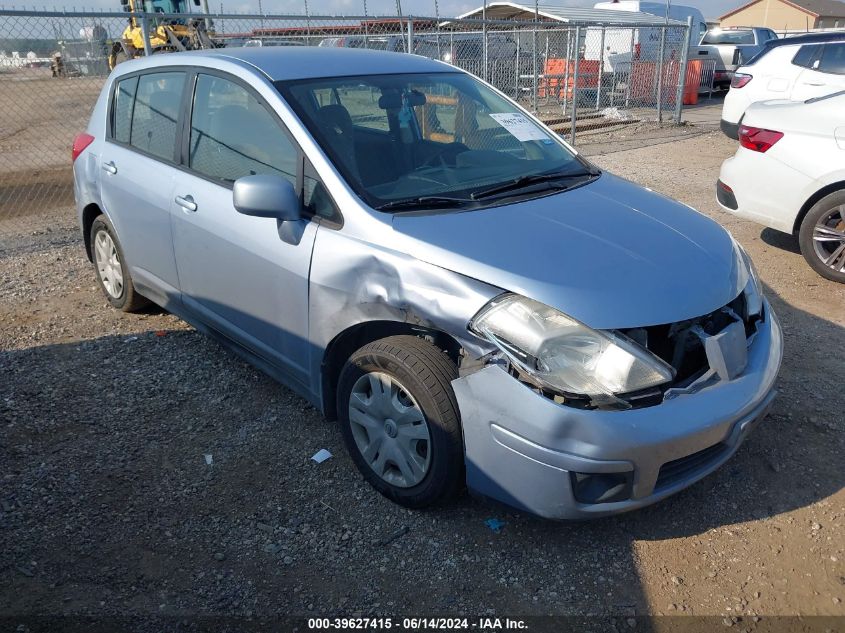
[337,335,464,508]
[798,191,845,284]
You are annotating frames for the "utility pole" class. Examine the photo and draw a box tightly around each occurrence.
[532,0,539,113]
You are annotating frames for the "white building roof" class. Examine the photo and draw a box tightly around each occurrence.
[452,2,684,25]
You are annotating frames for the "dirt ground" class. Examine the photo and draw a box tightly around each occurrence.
[1,123,844,629]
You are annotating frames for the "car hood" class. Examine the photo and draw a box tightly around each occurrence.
[390,173,746,329]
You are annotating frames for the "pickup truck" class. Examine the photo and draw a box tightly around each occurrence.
[695,27,779,90]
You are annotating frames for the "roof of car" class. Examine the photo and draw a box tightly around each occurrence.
[764,31,845,49]
[168,46,453,81]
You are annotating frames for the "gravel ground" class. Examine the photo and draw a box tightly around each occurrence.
[1,126,844,627]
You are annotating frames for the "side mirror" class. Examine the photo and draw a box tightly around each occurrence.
[232,174,301,222]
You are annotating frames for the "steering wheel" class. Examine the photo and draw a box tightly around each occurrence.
[421,142,470,169]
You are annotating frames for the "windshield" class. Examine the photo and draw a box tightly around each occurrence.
[276,72,592,210]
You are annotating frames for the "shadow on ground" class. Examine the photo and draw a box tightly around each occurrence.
[1,281,842,630]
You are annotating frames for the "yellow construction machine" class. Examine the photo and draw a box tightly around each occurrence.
[109,0,218,69]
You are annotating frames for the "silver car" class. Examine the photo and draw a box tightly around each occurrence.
[72,47,783,519]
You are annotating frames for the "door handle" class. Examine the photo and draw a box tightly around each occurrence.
[175,195,197,212]
[102,161,117,175]
[803,82,826,86]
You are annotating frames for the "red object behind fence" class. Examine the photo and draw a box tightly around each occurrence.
[539,58,600,99]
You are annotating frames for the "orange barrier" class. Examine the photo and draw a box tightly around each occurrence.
[683,60,703,105]
[627,59,704,105]
[539,58,600,99]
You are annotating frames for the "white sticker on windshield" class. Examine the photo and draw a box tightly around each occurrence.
[489,113,550,142]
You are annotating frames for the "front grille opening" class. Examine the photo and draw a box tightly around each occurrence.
[620,293,749,387]
[655,443,728,491]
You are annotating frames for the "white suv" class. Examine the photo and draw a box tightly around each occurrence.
[721,33,845,139]
[718,91,845,283]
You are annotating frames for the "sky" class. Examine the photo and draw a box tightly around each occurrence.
[14,0,746,20]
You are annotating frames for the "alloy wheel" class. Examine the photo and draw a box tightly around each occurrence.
[812,205,845,274]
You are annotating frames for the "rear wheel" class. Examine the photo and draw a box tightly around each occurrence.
[798,191,845,284]
[90,215,149,312]
[108,43,130,70]
[337,335,464,508]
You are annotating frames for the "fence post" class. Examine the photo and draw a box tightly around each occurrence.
[407,15,413,54]
[655,24,667,123]
[139,12,153,56]
[562,28,571,112]
[515,34,520,98]
[570,25,581,145]
[674,16,693,124]
[626,28,635,109]
[363,0,369,47]
[434,0,441,60]
[595,26,605,110]
[482,0,488,82]
[532,3,538,114]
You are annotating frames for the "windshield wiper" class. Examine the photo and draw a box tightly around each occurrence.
[470,169,598,201]
[375,195,472,211]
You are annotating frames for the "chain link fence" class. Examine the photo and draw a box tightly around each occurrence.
[0,8,699,228]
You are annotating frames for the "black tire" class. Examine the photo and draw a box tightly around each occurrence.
[337,335,464,508]
[108,45,129,70]
[798,190,845,284]
[89,215,149,312]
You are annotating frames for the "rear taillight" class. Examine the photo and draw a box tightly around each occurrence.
[739,125,783,153]
[72,132,95,162]
[731,73,753,89]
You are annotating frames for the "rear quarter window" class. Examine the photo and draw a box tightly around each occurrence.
[792,44,822,69]
[112,76,138,144]
[819,43,845,74]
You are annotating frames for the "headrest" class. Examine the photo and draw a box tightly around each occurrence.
[317,104,354,135]
[378,89,426,110]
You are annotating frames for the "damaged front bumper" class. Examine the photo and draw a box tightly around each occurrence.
[452,301,783,520]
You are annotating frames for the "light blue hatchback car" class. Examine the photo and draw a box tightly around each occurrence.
[72,47,783,519]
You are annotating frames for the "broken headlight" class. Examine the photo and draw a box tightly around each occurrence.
[736,242,763,318]
[470,294,675,403]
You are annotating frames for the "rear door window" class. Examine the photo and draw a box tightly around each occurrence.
[128,72,186,161]
[819,43,845,75]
